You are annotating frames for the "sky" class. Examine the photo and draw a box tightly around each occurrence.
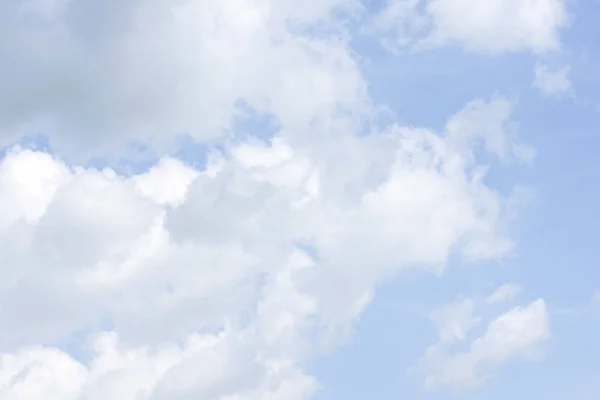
[0,0,599,399]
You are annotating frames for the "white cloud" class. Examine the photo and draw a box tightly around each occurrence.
[0,331,318,400]
[0,0,367,160]
[486,283,523,304]
[443,96,536,166]
[0,91,528,398]
[533,62,573,97]
[368,0,569,54]
[0,1,539,398]
[133,158,199,207]
[416,298,550,389]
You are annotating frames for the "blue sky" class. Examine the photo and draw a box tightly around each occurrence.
[0,0,599,399]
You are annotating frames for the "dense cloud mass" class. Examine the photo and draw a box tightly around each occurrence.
[0,0,564,399]
[0,0,367,158]
[0,104,542,398]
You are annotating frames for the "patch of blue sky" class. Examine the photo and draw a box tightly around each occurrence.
[0,132,54,158]
[230,100,281,143]
[53,317,116,366]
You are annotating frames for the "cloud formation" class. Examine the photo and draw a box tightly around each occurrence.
[368,0,569,54]
[0,0,550,398]
[0,0,366,158]
[533,62,573,97]
[1,94,526,397]
[416,293,550,389]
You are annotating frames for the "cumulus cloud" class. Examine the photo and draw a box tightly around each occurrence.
[416,297,550,389]
[0,92,527,397]
[0,0,367,159]
[533,62,573,97]
[0,1,540,398]
[0,331,318,400]
[367,0,569,54]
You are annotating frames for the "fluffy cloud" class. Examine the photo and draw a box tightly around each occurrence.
[416,295,550,389]
[411,280,540,390]
[0,0,366,159]
[368,0,569,54]
[0,92,527,398]
[533,62,573,97]
[0,1,542,398]
[0,331,318,400]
